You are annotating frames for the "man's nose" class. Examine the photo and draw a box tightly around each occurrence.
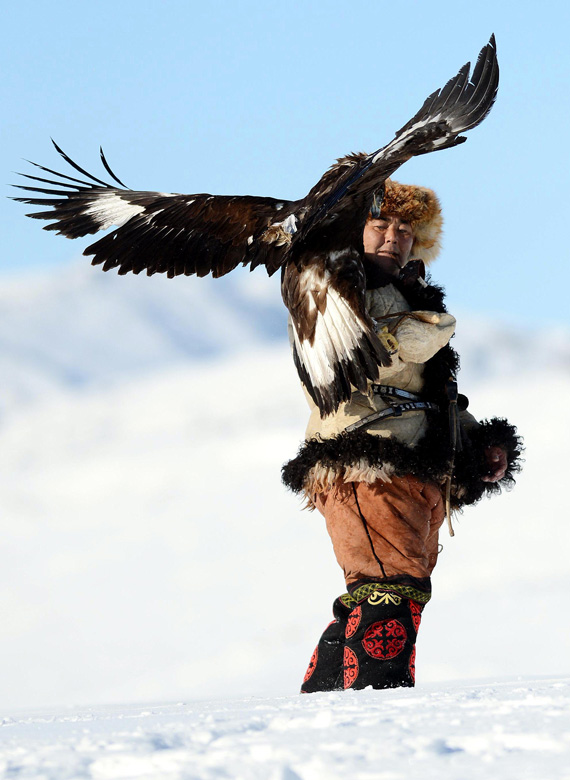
[383,224,399,245]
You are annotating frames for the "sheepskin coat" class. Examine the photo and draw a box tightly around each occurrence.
[282,272,522,509]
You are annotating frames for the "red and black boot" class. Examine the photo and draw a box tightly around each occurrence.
[342,581,427,690]
[300,596,353,693]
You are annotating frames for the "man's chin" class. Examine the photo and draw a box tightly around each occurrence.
[363,257,400,284]
[375,254,402,274]
[377,252,401,264]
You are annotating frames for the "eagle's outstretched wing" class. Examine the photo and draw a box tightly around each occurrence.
[298,35,498,240]
[12,142,298,278]
[13,36,499,420]
[288,36,499,416]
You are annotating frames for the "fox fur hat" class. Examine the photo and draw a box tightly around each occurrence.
[369,178,443,265]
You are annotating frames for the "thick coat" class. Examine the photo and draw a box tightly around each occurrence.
[282,273,522,509]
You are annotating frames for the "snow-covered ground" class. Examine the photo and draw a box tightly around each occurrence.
[2,678,570,779]
[0,262,569,777]
[2,342,569,708]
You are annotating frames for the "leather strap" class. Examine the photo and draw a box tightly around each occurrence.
[371,384,422,402]
[344,401,439,433]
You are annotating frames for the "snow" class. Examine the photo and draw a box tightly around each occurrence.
[1,341,568,710]
[2,679,570,779]
[0,262,285,411]
[0,262,569,777]
[1,261,567,413]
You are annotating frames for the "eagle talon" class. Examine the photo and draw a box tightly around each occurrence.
[378,326,399,355]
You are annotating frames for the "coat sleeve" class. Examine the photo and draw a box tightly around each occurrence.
[452,408,524,506]
[389,311,456,364]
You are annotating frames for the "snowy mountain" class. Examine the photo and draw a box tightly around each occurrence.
[0,341,569,713]
[451,313,570,385]
[0,262,568,740]
[0,262,286,410]
[1,261,568,413]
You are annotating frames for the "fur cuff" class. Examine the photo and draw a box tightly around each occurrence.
[453,417,524,505]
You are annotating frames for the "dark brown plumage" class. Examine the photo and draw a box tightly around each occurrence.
[13,36,499,418]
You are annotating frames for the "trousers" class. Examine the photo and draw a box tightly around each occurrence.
[302,475,444,692]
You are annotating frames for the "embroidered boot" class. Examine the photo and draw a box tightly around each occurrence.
[300,596,353,693]
[342,589,424,690]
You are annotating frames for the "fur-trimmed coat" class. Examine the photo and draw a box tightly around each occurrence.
[282,273,522,509]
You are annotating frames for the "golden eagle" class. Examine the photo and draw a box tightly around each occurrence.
[14,36,498,417]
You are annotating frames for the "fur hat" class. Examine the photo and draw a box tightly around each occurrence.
[370,179,443,264]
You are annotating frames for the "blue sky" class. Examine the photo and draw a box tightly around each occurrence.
[2,0,569,326]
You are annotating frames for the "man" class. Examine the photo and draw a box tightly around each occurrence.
[282,179,521,692]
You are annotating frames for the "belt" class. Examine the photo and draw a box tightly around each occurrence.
[371,384,422,402]
[344,399,439,433]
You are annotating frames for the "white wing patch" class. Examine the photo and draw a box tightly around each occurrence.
[291,267,365,393]
[83,193,146,230]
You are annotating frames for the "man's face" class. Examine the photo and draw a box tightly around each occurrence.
[363,214,414,277]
